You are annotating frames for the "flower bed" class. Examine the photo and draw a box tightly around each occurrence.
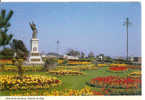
[10,86,101,96]
[127,65,141,69]
[57,65,98,71]
[69,66,98,71]
[0,59,13,64]
[0,65,43,72]
[87,76,141,95]
[109,66,128,72]
[110,64,127,67]
[89,76,141,89]
[49,70,83,75]
[98,64,109,67]
[128,71,141,78]
[98,64,127,67]
[0,75,61,90]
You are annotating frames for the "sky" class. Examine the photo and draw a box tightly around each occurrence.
[0,2,141,57]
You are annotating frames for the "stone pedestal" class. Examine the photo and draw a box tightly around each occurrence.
[28,38,44,65]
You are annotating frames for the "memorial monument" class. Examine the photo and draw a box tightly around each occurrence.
[28,21,44,65]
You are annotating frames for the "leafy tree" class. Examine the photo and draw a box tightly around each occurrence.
[104,56,113,63]
[113,58,127,64]
[0,33,13,48]
[88,51,95,58]
[99,53,104,57]
[0,9,14,48]
[0,48,14,59]
[66,49,80,57]
[62,59,68,65]
[80,51,85,58]
[10,39,28,59]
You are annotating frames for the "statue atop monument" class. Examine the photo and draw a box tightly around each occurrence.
[29,21,37,39]
[27,21,44,65]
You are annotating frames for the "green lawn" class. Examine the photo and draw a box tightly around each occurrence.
[0,65,141,96]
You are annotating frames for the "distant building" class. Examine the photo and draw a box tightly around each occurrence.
[41,53,47,58]
[129,57,141,64]
[47,52,63,58]
[96,55,104,61]
[116,56,126,60]
[63,55,79,60]
[96,54,105,61]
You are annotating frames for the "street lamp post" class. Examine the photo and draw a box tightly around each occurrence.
[123,17,131,62]
[56,40,60,59]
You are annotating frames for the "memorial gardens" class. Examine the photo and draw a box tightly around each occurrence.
[0,3,141,96]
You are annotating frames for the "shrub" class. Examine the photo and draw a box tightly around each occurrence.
[12,58,24,79]
[44,57,57,71]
